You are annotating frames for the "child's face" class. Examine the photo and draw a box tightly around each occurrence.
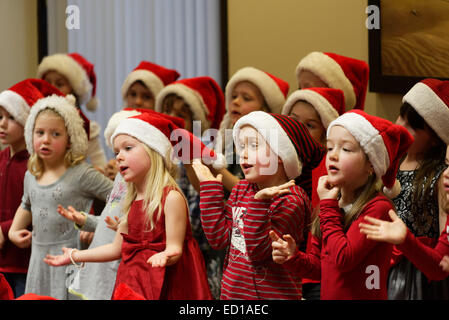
[288,101,326,144]
[113,134,151,186]
[0,106,25,147]
[395,114,436,156]
[43,71,73,96]
[33,112,70,165]
[229,81,265,126]
[126,82,155,110]
[162,98,193,133]
[326,125,372,191]
[297,70,328,89]
[444,146,449,202]
[237,125,280,187]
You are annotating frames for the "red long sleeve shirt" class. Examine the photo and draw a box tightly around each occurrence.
[199,180,311,300]
[285,195,394,300]
[396,216,449,281]
[0,147,31,274]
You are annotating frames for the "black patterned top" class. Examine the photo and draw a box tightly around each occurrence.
[393,162,447,238]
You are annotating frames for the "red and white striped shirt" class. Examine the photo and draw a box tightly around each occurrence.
[199,179,311,300]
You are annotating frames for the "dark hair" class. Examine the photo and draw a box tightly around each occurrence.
[399,102,446,213]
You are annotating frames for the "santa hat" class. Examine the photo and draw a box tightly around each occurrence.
[155,76,225,131]
[37,52,99,111]
[225,67,289,114]
[24,94,89,159]
[402,78,449,145]
[296,52,369,110]
[233,111,326,180]
[282,87,345,129]
[121,61,180,101]
[0,79,64,126]
[111,112,226,169]
[327,109,414,198]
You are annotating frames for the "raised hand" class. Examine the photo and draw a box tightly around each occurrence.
[359,209,407,245]
[43,247,73,266]
[104,159,118,180]
[191,160,222,183]
[147,250,181,268]
[254,180,295,200]
[57,205,86,226]
[105,215,121,231]
[269,230,297,264]
[317,175,340,200]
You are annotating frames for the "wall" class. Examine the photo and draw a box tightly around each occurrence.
[0,0,38,90]
[227,0,402,122]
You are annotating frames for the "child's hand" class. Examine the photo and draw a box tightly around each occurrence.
[104,159,118,180]
[254,180,295,200]
[440,255,449,273]
[269,230,297,264]
[43,247,73,266]
[147,250,181,268]
[9,229,32,249]
[359,209,407,245]
[57,205,86,227]
[317,175,340,200]
[192,160,222,183]
[105,216,121,231]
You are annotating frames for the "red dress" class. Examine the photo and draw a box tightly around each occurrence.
[113,187,212,300]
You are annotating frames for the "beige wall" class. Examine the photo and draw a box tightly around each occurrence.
[227,0,402,122]
[0,0,38,91]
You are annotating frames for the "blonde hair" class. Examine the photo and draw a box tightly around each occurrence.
[121,143,183,231]
[27,109,85,178]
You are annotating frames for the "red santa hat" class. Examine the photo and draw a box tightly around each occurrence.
[37,52,99,111]
[155,76,225,131]
[121,61,180,101]
[282,87,346,129]
[24,94,90,159]
[111,111,226,169]
[0,79,64,126]
[402,78,449,145]
[327,109,414,198]
[296,52,369,110]
[233,111,326,180]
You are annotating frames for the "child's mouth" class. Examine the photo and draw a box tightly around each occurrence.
[328,165,339,173]
[120,166,129,174]
[39,147,51,155]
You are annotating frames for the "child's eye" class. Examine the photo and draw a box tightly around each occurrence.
[343,148,351,152]
[327,147,333,151]
[52,132,61,137]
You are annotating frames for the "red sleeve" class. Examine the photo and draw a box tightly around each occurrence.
[243,193,307,262]
[319,197,392,272]
[0,219,13,238]
[199,180,234,250]
[283,234,321,280]
[397,219,449,281]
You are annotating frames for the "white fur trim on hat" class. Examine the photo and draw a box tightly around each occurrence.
[282,90,339,129]
[24,94,88,157]
[233,111,302,180]
[0,90,30,126]
[402,82,449,145]
[327,112,390,178]
[155,83,210,130]
[111,118,172,161]
[121,69,165,101]
[104,109,142,149]
[225,67,285,114]
[37,54,92,106]
[296,52,356,109]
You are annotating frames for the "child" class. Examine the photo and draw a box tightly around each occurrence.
[295,51,369,110]
[193,111,324,300]
[155,76,226,298]
[103,61,180,180]
[383,78,449,299]
[0,79,63,297]
[218,67,289,193]
[37,52,107,168]
[44,112,213,300]
[359,144,449,281]
[271,110,414,300]
[7,93,113,299]
[281,86,345,299]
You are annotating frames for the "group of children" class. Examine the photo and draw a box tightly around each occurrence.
[0,50,448,301]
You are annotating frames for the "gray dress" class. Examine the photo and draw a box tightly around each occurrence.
[67,173,127,300]
[21,162,113,300]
